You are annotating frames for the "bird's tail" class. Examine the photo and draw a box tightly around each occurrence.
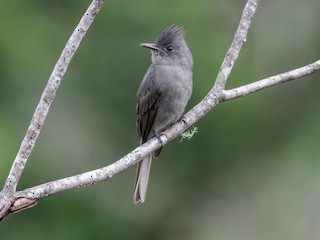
[134,155,152,204]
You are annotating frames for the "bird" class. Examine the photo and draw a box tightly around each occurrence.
[134,25,193,204]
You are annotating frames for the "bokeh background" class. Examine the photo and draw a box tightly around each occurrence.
[1,0,320,239]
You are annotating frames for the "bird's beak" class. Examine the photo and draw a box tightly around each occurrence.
[140,43,161,51]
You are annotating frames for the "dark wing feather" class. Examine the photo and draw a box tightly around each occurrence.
[136,66,161,144]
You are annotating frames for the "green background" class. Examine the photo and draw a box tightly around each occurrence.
[1,0,320,239]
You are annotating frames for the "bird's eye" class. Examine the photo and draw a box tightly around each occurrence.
[166,46,174,51]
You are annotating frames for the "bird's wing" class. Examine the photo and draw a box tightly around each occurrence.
[136,66,161,144]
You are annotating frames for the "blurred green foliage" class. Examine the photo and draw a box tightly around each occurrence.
[1,0,320,239]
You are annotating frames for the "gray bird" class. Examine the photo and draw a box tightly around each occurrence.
[134,25,193,204]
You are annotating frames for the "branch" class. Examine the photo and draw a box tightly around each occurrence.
[2,0,319,221]
[182,0,261,129]
[222,60,320,100]
[1,0,261,216]
[213,0,260,93]
[0,0,105,220]
[16,58,320,201]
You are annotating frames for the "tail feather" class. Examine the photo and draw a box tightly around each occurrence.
[134,155,152,204]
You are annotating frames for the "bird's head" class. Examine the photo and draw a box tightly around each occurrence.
[140,25,193,68]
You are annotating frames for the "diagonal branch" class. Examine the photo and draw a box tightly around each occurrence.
[213,0,260,93]
[16,59,320,201]
[180,0,261,129]
[0,0,105,220]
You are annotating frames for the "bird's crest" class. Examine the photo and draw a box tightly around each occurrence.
[155,25,185,46]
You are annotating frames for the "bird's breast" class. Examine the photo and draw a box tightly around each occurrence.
[155,65,192,93]
[155,65,193,118]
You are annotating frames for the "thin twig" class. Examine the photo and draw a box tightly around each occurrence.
[222,59,320,100]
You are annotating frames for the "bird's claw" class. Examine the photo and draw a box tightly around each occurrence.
[179,116,188,126]
[154,130,166,145]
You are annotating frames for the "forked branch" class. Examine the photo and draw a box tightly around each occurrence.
[1,0,319,221]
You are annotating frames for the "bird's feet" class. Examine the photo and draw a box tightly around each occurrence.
[153,130,166,145]
[178,116,188,126]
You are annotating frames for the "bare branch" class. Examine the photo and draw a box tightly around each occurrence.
[2,0,319,220]
[213,0,260,93]
[4,0,105,192]
[5,0,261,213]
[222,60,320,100]
[16,141,155,199]
[0,0,105,220]
[16,57,320,200]
[180,0,261,129]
